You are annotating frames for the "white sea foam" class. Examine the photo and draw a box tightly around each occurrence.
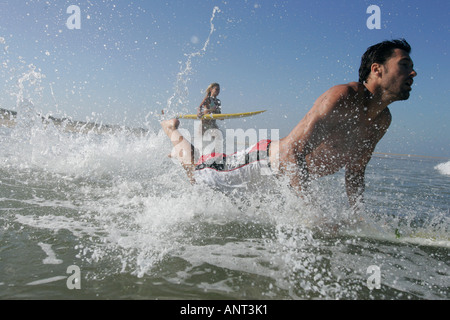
[37,242,63,265]
[435,160,450,176]
[26,276,67,286]
[3,120,449,298]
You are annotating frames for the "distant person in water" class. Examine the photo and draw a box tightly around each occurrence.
[197,83,222,136]
[161,39,417,210]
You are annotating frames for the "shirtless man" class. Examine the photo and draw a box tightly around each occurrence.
[161,39,417,209]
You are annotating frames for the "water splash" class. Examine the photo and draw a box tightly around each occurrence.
[2,121,448,298]
[1,6,448,300]
[14,64,45,108]
[163,6,221,116]
[435,160,450,176]
[0,34,46,129]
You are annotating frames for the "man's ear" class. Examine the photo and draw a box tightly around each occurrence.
[370,63,382,78]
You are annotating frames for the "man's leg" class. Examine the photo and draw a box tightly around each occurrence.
[161,119,196,182]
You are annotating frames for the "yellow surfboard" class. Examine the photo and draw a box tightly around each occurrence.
[178,110,266,120]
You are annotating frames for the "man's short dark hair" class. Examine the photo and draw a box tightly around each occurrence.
[359,39,411,83]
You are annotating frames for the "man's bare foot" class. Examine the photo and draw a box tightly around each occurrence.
[161,119,180,158]
[160,117,196,182]
[161,118,180,134]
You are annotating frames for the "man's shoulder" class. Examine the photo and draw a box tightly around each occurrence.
[313,82,366,111]
[329,82,365,97]
[379,106,392,126]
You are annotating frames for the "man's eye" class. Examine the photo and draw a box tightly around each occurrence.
[401,63,411,69]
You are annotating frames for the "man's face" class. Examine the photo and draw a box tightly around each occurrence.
[381,49,417,101]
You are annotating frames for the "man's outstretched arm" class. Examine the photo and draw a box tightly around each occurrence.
[345,164,367,209]
[345,104,392,209]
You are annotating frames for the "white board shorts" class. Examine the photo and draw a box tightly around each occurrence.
[193,140,272,191]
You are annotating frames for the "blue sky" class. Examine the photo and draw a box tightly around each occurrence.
[0,0,448,157]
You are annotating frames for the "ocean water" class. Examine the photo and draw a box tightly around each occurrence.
[0,117,448,300]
